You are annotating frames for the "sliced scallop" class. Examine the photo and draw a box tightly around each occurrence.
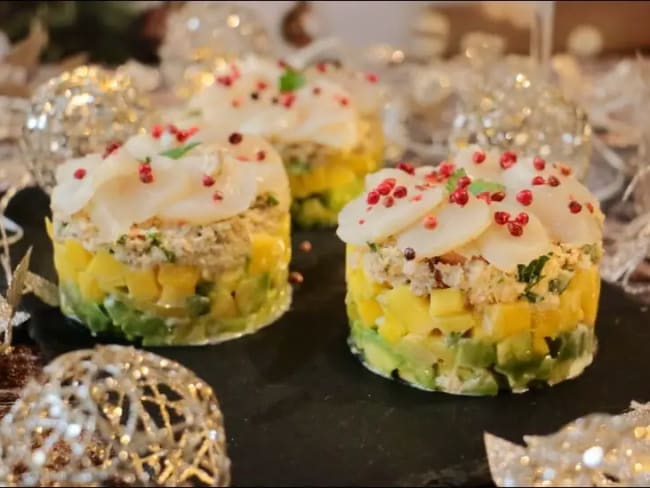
[337,184,446,246]
[396,195,491,258]
[452,145,503,181]
[158,155,258,224]
[476,202,552,272]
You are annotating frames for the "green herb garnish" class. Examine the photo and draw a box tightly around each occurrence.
[160,142,201,160]
[116,234,127,246]
[279,69,306,92]
[286,158,311,175]
[264,193,279,207]
[517,255,550,303]
[445,168,467,192]
[367,242,378,252]
[160,247,176,263]
[467,179,505,195]
[548,276,569,294]
[186,109,203,117]
[581,243,600,264]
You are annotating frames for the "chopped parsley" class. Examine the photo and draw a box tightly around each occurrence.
[467,179,505,195]
[548,276,570,294]
[445,168,467,192]
[286,158,311,175]
[367,242,379,252]
[117,235,127,246]
[279,69,306,92]
[146,231,176,262]
[581,243,600,263]
[160,142,201,159]
[517,255,550,303]
[264,193,280,207]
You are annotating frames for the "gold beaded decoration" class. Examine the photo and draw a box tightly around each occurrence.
[0,345,230,486]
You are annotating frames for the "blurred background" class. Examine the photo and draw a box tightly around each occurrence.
[0,1,648,65]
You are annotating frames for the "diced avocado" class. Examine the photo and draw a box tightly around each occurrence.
[185,295,211,318]
[76,300,113,333]
[397,365,437,390]
[456,338,497,368]
[350,322,401,376]
[457,368,499,396]
[104,298,169,342]
[496,331,536,368]
[429,288,466,317]
[395,334,439,367]
[195,280,215,296]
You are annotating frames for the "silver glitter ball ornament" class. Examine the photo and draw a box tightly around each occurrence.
[20,65,149,192]
[159,2,270,97]
[0,345,230,487]
[449,58,592,179]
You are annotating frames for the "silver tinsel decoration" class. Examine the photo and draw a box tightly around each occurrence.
[20,65,149,192]
[159,2,270,96]
[0,345,230,487]
[449,57,592,180]
[486,402,650,486]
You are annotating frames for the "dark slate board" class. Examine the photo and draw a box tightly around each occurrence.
[6,187,650,487]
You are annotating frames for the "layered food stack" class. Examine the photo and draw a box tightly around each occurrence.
[337,146,603,395]
[48,125,292,345]
[179,56,385,228]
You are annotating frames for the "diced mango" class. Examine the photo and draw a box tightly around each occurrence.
[380,285,436,335]
[558,287,584,331]
[219,268,245,290]
[249,233,286,275]
[62,239,93,272]
[53,242,76,282]
[86,250,127,291]
[532,307,562,355]
[125,268,160,303]
[347,267,384,301]
[429,288,466,317]
[356,299,383,326]
[532,334,550,356]
[378,313,408,344]
[77,269,105,302]
[569,267,600,327]
[158,263,199,291]
[431,312,476,335]
[211,288,238,318]
[328,165,356,187]
[482,301,532,340]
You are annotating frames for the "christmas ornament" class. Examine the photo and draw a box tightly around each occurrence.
[449,57,592,179]
[20,65,149,192]
[486,401,650,486]
[159,2,270,97]
[0,345,230,487]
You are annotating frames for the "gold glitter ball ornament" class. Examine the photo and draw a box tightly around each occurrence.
[20,65,149,192]
[0,345,230,487]
[449,57,592,180]
[159,2,270,98]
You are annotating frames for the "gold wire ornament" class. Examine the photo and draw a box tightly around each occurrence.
[0,345,231,486]
[20,65,149,192]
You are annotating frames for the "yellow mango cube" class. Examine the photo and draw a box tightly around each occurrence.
[53,241,76,283]
[211,288,238,318]
[158,263,199,290]
[86,250,127,291]
[356,299,383,326]
[483,301,532,340]
[559,287,584,331]
[45,217,54,239]
[431,312,476,335]
[64,240,93,271]
[378,313,408,344]
[429,288,466,317]
[77,269,105,302]
[532,332,551,356]
[570,267,600,327]
[125,268,160,303]
[249,234,286,275]
[380,285,437,335]
[327,164,356,187]
[347,267,385,302]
